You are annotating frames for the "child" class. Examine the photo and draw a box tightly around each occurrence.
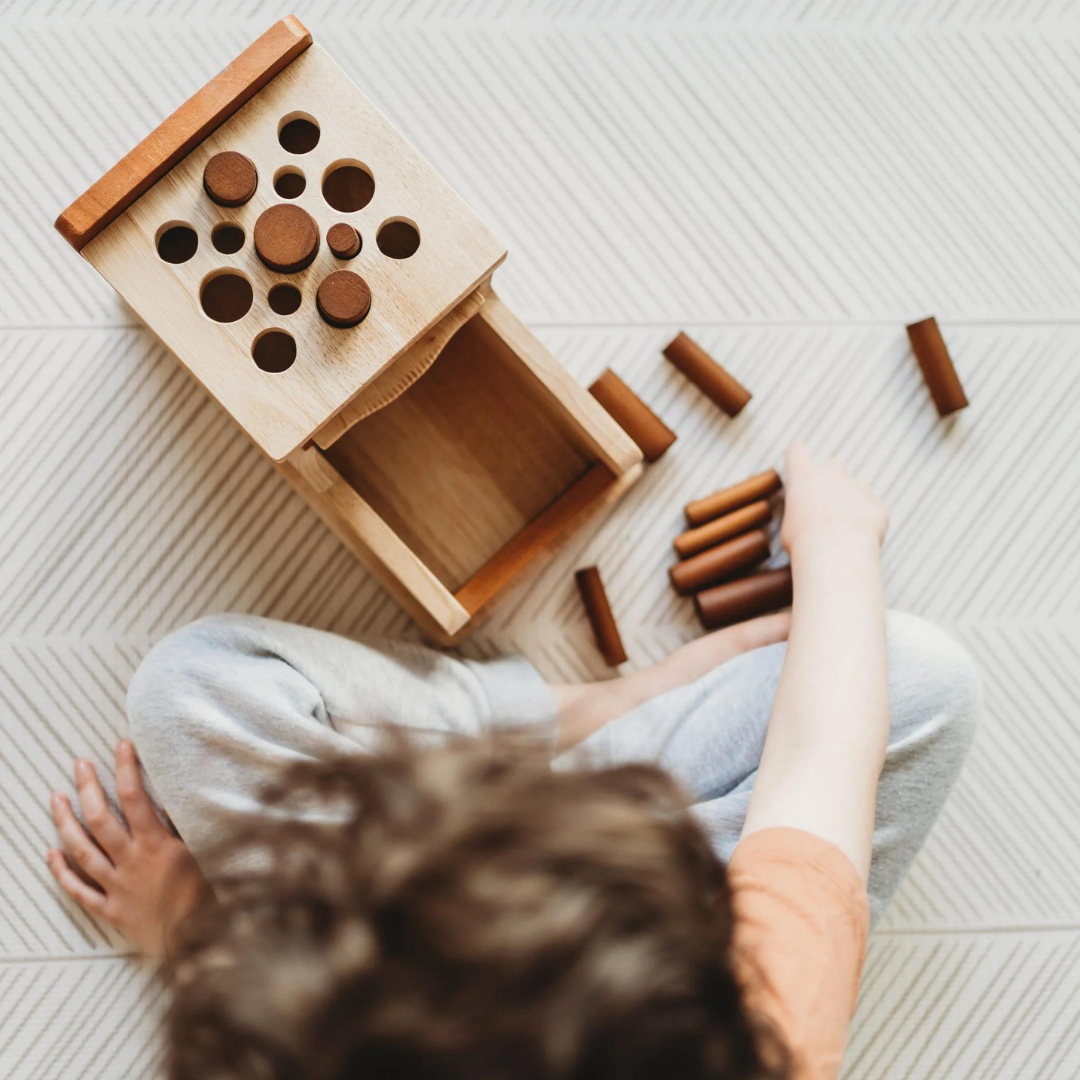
[46,444,979,1080]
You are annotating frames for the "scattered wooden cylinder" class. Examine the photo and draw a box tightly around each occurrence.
[673,499,771,559]
[685,469,781,527]
[695,567,793,630]
[906,317,968,417]
[575,566,627,666]
[589,368,676,462]
[669,529,770,595]
[663,331,751,417]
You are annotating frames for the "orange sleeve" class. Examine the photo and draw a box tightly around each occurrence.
[727,828,871,1080]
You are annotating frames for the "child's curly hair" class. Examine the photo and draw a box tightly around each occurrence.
[167,737,789,1080]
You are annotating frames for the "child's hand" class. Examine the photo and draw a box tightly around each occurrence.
[47,740,207,957]
[780,442,889,556]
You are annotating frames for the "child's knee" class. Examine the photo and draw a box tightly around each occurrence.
[127,613,250,750]
[885,610,981,766]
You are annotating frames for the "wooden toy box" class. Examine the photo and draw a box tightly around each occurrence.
[56,16,641,644]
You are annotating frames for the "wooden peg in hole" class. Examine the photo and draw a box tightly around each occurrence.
[685,469,781,527]
[588,368,676,462]
[695,567,793,630]
[674,499,771,559]
[906,317,968,417]
[663,331,751,417]
[575,566,627,666]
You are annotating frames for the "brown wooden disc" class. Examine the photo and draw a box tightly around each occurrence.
[203,151,258,207]
[316,270,371,327]
[326,222,360,259]
[253,204,320,273]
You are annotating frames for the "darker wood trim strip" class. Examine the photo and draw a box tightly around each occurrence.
[55,15,312,251]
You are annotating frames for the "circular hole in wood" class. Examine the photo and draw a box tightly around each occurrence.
[156,223,198,264]
[274,167,306,199]
[377,218,421,260]
[211,223,245,254]
[252,329,297,373]
[200,270,253,323]
[278,113,320,155]
[322,160,375,213]
[268,282,302,315]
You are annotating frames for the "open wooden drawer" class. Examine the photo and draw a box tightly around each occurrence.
[278,290,642,644]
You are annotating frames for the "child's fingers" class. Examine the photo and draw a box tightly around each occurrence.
[73,760,130,859]
[51,793,114,883]
[114,741,166,838]
[46,849,108,916]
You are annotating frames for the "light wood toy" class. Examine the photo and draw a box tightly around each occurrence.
[55,16,642,644]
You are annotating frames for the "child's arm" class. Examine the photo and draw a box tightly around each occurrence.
[47,740,207,956]
[740,443,890,882]
[551,611,791,749]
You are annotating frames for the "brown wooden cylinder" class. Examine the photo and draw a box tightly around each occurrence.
[575,566,627,666]
[906,317,968,417]
[588,368,676,462]
[695,567,793,630]
[685,469,781,527]
[663,331,751,417]
[674,499,771,559]
[669,529,770,595]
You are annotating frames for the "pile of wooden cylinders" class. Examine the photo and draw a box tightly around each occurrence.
[670,469,793,629]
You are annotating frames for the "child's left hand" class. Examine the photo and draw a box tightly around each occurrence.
[47,740,207,957]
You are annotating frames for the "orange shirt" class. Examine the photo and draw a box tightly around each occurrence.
[728,828,871,1080]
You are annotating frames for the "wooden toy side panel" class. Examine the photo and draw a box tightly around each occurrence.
[83,44,506,463]
[278,447,472,644]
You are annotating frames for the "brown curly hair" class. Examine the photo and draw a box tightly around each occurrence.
[166,737,789,1080]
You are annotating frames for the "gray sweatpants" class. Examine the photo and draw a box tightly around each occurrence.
[129,610,980,924]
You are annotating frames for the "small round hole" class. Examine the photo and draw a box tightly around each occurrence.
[278,114,320,155]
[211,223,245,254]
[200,270,253,323]
[377,218,421,260]
[157,223,198,264]
[274,167,306,199]
[322,161,375,213]
[268,283,302,315]
[253,329,297,373]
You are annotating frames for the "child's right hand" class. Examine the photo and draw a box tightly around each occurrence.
[780,443,889,556]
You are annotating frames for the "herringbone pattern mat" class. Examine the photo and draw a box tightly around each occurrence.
[1,4,1077,1076]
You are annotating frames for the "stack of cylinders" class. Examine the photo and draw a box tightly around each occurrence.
[672,468,793,627]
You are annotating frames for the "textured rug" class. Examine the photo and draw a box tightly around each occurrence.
[1,3,1078,1077]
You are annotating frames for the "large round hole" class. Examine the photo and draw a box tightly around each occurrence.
[211,223,245,254]
[157,223,198,263]
[377,218,421,260]
[322,161,375,213]
[200,271,253,323]
[274,167,306,199]
[253,329,297,373]
[278,114,320,155]
[268,283,302,316]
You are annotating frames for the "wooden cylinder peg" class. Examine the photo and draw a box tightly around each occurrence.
[203,151,258,207]
[254,203,320,273]
[327,222,361,259]
[695,567,793,630]
[588,368,676,462]
[685,469,781,527]
[663,331,751,417]
[669,529,770,595]
[317,270,371,328]
[575,566,627,667]
[906,317,968,417]
[674,499,771,559]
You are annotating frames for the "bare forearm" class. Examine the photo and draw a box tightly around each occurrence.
[743,534,888,879]
[552,612,791,750]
